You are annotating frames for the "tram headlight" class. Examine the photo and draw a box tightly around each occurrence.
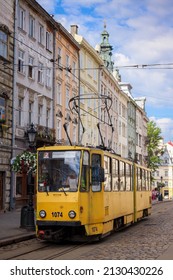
[68,210,76,219]
[39,210,46,218]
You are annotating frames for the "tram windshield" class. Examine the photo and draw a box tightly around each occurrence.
[38,150,81,193]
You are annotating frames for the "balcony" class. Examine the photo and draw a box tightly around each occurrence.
[37,125,56,144]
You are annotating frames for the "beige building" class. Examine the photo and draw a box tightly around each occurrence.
[71,25,124,152]
[54,24,80,145]
[71,25,102,146]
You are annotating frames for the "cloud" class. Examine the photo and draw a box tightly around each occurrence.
[37,0,173,142]
[37,0,57,13]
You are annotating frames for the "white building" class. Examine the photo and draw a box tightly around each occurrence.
[153,141,173,199]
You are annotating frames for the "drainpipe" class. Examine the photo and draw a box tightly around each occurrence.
[10,0,18,210]
[77,51,80,144]
[52,27,56,134]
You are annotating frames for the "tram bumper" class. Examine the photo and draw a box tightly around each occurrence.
[36,220,82,241]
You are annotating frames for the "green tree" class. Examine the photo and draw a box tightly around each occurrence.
[146,120,163,172]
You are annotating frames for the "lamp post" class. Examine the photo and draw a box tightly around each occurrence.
[27,123,37,229]
[158,176,164,201]
[27,122,37,150]
[20,123,37,230]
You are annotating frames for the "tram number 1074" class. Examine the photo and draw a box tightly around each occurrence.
[52,212,63,217]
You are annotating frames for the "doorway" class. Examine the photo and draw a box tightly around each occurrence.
[0,172,4,210]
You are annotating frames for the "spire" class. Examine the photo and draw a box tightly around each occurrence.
[99,23,114,72]
[104,20,106,30]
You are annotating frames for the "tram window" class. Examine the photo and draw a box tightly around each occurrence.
[91,154,101,192]
[119,161,125,191]
[146,171,151,190]
[112,158,119,191]
[38,150,80,192]
[137,168,142,191]
[126,163,132,191]
[80,151,89,192]
[104,156,111,191]
[142,170,146,190]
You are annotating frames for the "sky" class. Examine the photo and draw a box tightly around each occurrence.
[37,0,173,143]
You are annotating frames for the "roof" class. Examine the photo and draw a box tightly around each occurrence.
[168,141,173,147]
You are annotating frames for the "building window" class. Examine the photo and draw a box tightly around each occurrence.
[139,134,142,147]
[18,98,23,126]
[122,104,126,119]
[38,62,44,84]
[66,55,70,75]
[122,122,126,137]
[38,104,42,125]
[119,102,121,115]
[0,97,6,123]
[93,68,97,81]
[46,31,51,51]
[18,50,25,74]
[57,83,62,105]
[57,47,62,66]
[119,121,121,135]
[19,7,25,30]
[28,56,34,79]
[66,87,70,108]
[164,181,168,187]
[28,101,33,124]
[16,177,22,197]
[72,61,76,81]
[87,58,92,76]
[57,119,62,140]
[29,15,35,38]
[0,29,8,59]
[38,24,44,45]
[46,68,51,87]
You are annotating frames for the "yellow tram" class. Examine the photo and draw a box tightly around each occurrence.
[36,145,152,241]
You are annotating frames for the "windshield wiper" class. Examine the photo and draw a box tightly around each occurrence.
[46,186,49,196]
[61,186,67,196]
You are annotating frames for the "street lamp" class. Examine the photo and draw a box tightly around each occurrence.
[27,123,37,149]
[157,176,164,201]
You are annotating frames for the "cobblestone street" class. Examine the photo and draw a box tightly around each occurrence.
[75,201,173,260]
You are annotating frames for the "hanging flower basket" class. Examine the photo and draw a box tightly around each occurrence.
[12,151,37,174]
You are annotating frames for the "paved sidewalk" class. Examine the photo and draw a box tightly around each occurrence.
[0,208,35,246]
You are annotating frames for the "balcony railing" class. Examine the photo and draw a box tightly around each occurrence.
[37,125,56,142]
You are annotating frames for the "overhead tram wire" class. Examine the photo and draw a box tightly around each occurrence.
[7,35,173,70]
[8,33,173,71]
[7,35,173,120]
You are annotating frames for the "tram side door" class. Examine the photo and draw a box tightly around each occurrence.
[89,153,104,224]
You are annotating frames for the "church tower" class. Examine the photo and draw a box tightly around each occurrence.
[99,22,114,72]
